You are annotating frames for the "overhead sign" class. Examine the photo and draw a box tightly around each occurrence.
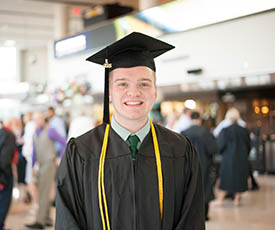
[53,23,117,59]
[54,32,92,59]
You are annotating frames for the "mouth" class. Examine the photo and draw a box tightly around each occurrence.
[124,101,143,106]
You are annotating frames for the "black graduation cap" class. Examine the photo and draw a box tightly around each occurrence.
[86,32,175,124]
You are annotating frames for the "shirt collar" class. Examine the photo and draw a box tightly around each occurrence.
[111,117,150,143]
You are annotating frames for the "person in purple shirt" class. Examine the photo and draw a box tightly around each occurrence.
[31,124,66,168]
[46,107,67,156]
[26,112,66,230]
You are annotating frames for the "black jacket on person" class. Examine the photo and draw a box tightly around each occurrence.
[182,125,217,203]
[55,123,205,230]
[217,123,251,193]
[0,128,16,186]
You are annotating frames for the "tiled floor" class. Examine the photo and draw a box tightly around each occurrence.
[4,175,275,230]
[206,175,275,230]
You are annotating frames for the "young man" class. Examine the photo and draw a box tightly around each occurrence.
[55,32,205,230]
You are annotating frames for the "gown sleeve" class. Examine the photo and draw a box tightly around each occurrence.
[205,131,218,157]
[217,129,227,154]
[55,138,87,230]
[175,138,205,230]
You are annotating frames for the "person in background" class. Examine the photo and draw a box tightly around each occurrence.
[25,112,66,229]
[150,102,165,125]
[22,112,38,212]
[63,111,71,135]
[173,107,192,133]
[46,107,67,207]
[213,108,259,190]
[46,107,67,155]
[213,107,251,206]
[248,128,260,190]
[67,111,95,139]
[0,118,17,230]
[165,109,178,131]
[13,116,27,202]
[213,111,246,138]
[182,111,217,221]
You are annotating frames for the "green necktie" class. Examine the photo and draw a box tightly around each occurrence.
[126,135,140,159]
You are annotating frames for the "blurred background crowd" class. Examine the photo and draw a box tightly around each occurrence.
[0,103,267,227]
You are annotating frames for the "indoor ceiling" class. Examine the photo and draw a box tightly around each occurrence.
[0,0,140,50]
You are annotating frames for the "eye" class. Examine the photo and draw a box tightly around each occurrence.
[139,82,150,87]
[118,82,127,87]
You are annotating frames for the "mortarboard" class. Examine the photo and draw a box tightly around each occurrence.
[86,32,175,124]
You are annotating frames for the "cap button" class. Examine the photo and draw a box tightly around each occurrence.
[103,59,112,68]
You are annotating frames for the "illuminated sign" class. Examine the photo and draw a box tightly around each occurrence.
[54,32,91,59]
[53,24,116,59]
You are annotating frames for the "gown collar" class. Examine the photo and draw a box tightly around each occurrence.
[111,117,150,147]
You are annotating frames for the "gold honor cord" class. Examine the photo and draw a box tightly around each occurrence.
[98,124,111,230]
[98,121,164,230]
[149,120,163,219]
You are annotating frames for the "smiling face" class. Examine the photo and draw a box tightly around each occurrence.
[109,66,157,128]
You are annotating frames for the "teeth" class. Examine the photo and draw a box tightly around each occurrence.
[125,102,141,105]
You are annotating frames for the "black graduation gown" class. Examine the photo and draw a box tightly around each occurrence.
[182,125,217,203]
[55,123,205,230]
[217,123,251,193]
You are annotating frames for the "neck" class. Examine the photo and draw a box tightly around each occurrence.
[37,124,45,130]
[192,120,201,126]
[114,115,148,133]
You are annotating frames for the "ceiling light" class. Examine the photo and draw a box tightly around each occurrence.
[261,106,269,115]
[254,106,260,114]
[184,99,196,110]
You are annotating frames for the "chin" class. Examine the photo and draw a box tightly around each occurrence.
[126,115,148,122]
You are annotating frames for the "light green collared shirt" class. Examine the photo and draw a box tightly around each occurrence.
[111,117,150,150]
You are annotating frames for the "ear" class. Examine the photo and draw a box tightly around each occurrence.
[109,71,112,103]
[153,72,157,102]
[154,86,158,102]
[109,87,112,103]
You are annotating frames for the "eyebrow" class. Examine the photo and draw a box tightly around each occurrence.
[138,78,152,82]
[113,78,128,83]
[113,78,152,82]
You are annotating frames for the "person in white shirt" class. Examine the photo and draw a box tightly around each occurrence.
[173,108,192,133]
[213,111,246,137]
[67,112,95,140]
[22,112,38,212]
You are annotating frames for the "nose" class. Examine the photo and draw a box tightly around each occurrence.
[126,85,141,97]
